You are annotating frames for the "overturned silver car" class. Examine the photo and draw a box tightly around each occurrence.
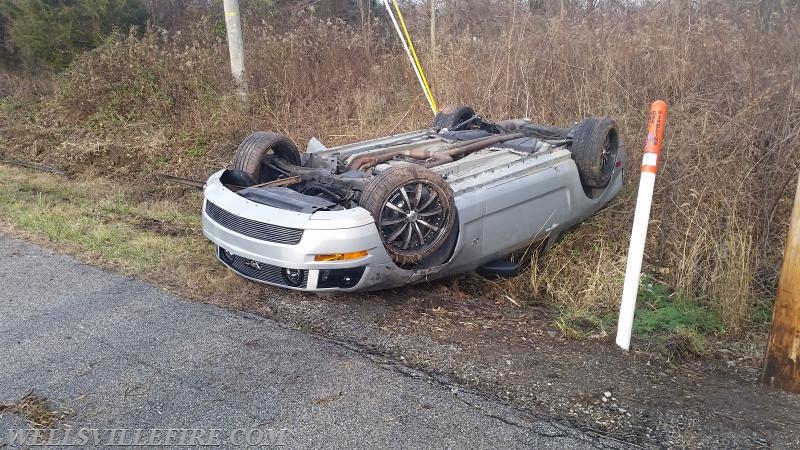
[202,106,626,291]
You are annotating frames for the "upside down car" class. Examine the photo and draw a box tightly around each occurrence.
[202,105,626,291]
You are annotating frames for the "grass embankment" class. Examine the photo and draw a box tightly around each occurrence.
[0,165,238,301]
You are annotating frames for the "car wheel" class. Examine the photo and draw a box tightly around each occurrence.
[433,105,476,130]
[232,132,302,184]
[571,117,620,188]
[359,165,456,267]
[220,169,256,187]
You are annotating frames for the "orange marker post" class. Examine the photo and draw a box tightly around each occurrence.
[616,101,668,350]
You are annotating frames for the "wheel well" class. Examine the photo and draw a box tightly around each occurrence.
[417,211,460,269]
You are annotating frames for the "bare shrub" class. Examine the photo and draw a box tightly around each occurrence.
[1,1,798,334]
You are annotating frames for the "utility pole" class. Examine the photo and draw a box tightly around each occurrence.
[763,173,800,393]
[223,0,247,101]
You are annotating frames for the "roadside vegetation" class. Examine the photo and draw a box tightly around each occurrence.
[1,0,799,351]
[0,0,148,70]
[0,165,224,293]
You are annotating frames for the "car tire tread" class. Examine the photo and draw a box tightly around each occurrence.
[433,105,476,130]
[571,117,619,188]
[232,132,302,184]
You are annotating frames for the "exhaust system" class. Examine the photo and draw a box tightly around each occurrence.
[347,131,526,172]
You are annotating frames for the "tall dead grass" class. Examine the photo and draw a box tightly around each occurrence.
[0,1,798,334]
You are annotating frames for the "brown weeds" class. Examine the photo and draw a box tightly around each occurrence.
[0,2,798,335]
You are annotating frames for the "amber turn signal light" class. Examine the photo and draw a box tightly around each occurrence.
[314,250,368,262]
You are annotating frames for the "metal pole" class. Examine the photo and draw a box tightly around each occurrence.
[223,0,247,101]
[616,100,668,350]
[763,174,800,393]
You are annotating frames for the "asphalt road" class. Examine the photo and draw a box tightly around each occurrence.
[0,236,613,449]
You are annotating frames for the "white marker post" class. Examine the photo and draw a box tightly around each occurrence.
[616,101,668,350]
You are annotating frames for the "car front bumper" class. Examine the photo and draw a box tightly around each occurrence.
[201,170,408,292]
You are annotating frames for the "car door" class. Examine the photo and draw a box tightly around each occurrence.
[482,167,568,256]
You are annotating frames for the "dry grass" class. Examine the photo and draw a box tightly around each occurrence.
[554,308,608,340]
[529,214,629,312]
[0,391,64,429]
[1,1,798,336]
[664,326,712,363]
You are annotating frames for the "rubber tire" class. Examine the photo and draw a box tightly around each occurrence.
[571,117,620,188]
[359,165,457,267]
[433,105,476,130]
[232,132,302,184]
[219,169,256,187]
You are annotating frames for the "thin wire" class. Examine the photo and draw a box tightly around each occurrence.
[392,0,437,113]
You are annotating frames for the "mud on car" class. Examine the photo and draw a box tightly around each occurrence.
[202,106,626,291]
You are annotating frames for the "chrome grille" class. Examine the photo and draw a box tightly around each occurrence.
[205,201,304,244]
[218,248,308,288]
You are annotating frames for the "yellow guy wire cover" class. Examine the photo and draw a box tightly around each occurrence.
[392,0,437,113]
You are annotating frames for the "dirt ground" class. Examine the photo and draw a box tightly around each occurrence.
[181,271,798,449]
